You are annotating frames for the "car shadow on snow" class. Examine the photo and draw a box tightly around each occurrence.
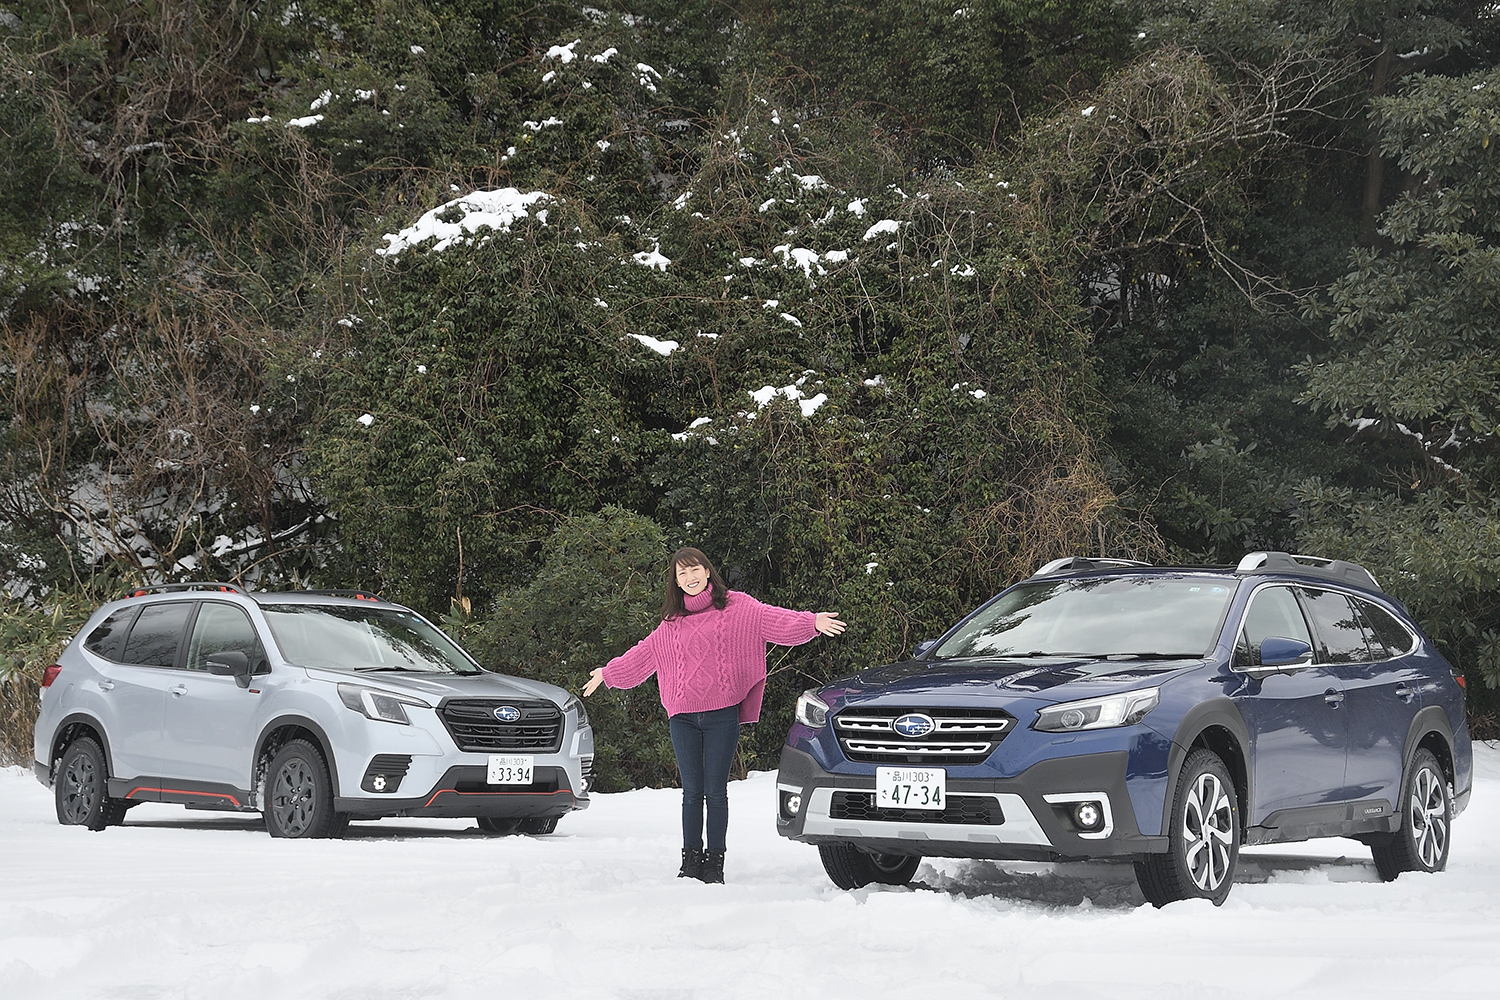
[912,851,1379,909]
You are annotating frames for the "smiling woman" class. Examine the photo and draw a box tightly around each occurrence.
[583,546,848,883]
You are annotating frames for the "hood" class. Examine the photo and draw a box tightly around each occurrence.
[828,655,1202,706]
[303,667,567,705]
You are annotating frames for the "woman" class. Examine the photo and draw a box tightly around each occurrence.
[583,547,847,883]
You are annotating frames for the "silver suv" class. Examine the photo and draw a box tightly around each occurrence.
[32,584,593,837]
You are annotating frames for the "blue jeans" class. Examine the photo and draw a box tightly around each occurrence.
[668,705,741,853]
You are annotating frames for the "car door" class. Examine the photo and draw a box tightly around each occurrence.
[1332,595,1423,809]
[1232,585,1350,824]
[160,601,269,790]
[95,601,196,778]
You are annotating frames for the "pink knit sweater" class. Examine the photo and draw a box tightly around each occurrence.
[601,589,819,723]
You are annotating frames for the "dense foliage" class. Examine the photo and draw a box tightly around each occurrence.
[3,1,1499,776]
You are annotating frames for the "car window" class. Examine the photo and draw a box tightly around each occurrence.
[185,602,268,674]
[1357,601,1416,658]
[83,607,141,661]
[1298,588,1375,664]
[931,575,1234,659]
[1235,586,1312,667]
[119,602,194,667]
[259,604,482,674]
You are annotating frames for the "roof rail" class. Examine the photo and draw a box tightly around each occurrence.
[1234,552,1382,592]
[293,589,386,602]
[1032,556,1153,577]
[127,582,247,597]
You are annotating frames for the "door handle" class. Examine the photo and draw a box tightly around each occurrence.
[169,684,188,697]
[98,680,114,692]
[1324,688,1344,708]
[1394,684,1416,704]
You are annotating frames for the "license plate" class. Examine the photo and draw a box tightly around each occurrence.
[487,755,535,785]
[875,766,946,810]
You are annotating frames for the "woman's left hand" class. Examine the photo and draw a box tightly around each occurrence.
[815,612,847,636]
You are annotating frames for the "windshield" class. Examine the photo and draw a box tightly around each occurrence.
[931,575,1235,660]
[259,605,482,674]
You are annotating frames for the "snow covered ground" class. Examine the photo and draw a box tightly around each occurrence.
[3,745,1499,1000]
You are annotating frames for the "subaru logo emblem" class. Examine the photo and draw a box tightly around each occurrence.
[494,706,521,722]
[892,713,935,738]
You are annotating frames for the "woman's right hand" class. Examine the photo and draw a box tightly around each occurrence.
[583,667,606,697]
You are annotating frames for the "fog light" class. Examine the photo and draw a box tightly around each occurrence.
[781,791,803,819]
[372,775,387,791]
[1073,801,1103,831]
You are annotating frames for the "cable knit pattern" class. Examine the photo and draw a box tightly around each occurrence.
[602,589,819,723]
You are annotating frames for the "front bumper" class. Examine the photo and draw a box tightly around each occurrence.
[335,764,587,819]
[775,744,1166,861]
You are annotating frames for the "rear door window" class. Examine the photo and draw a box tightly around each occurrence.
[1298,589,1376,664]
[120,603,194,668]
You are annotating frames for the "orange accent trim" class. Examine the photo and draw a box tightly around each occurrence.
[421,788,571,808]
[127,787,242,807]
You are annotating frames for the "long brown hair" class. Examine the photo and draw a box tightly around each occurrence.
[661,547,729,620]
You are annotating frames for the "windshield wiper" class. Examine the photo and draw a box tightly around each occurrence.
[1103,652,1202,660]
[354,665,421,672]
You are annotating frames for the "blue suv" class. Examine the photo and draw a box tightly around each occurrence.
[776,553,1472,905]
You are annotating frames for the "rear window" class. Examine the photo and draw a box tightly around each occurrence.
[932,575,1236,659]
[83,608,140,661]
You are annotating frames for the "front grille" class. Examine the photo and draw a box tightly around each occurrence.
[829,790,1003,825]
[834,707,1015,764]
[439,699,563,753]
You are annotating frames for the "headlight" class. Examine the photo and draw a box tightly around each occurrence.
[337,683,431,725]
[795,689,830,728]
[1033,688,1160,733]
[564,694,589,728]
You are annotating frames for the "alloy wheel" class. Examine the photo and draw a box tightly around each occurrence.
[272,757,317,836]
[1410,765,1449,869]
[1182,771,1234,892]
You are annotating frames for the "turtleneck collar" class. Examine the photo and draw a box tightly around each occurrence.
[683,588,716,613]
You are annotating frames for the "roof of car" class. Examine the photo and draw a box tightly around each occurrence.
[1030,551,1383,593]
[116,584,401,607]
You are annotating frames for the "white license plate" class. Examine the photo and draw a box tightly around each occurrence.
[875,766,946,810]
[487,755,535,785]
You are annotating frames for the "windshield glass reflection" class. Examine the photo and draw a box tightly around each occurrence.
[932,576,1235,660]
[260,605,481,674]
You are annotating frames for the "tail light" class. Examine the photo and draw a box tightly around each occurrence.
[41,664,63,689]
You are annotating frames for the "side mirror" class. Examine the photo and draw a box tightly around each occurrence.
[1258,636,1313,670]
[206,650,252,688]
[914,639,938,658]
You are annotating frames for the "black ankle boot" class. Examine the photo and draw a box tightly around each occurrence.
[699,850,725,883]
[677,847,703,879]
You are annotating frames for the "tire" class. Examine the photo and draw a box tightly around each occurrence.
[516,816,559,835]
[1135,748,1240,907]
[1370,748,1451,882]
[818,843,921,889]
[55,737,116,832]
[264,739,342,839]
[477,817,521,835]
